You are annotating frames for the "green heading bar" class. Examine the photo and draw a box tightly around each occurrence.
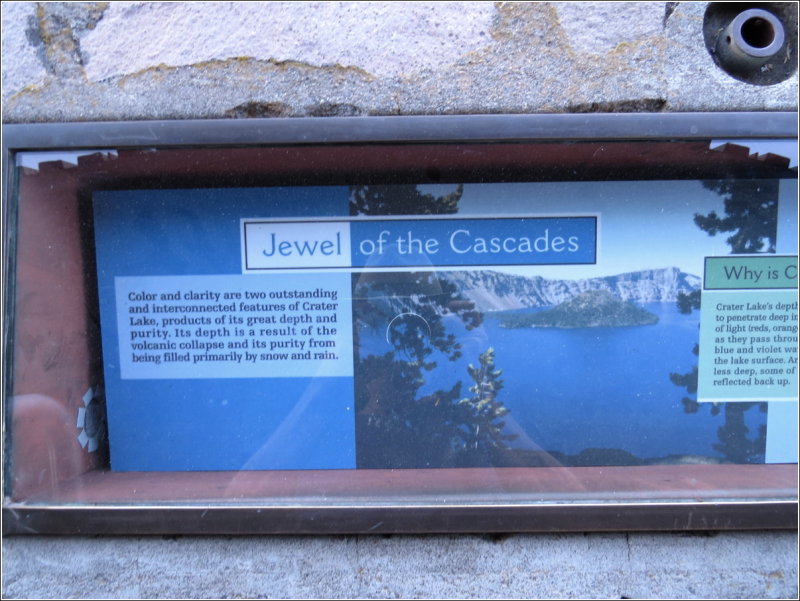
[705,256,798,290]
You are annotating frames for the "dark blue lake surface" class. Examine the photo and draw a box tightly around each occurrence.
[358,303,767,461]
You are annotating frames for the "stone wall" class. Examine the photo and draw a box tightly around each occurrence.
[2,2,797,598]
[2,2,797,121]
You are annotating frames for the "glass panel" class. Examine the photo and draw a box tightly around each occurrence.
[4,135,797,530]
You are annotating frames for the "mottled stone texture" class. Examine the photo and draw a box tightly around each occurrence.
[2,1,797,121]
[3,532,798,599]
[1,2,798,599]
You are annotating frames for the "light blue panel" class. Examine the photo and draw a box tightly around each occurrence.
[777,180,798,254]
[698,289,797,402]
[767,184,799,464]
[766,401,799,464]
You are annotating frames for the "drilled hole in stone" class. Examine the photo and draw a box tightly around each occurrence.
[703,2,797,85]
[741,17,775,49]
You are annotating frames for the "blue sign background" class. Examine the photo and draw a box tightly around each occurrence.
[94,187,356,470]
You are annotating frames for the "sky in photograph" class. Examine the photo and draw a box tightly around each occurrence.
[419,177,797,280]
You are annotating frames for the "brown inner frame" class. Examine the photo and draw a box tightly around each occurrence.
[8,140,798,504]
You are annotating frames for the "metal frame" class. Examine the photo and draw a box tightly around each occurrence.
[2,112,798,151]
[2,113,798,535]
[6,501,797,535]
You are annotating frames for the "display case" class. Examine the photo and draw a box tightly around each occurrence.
[2,114,797,534]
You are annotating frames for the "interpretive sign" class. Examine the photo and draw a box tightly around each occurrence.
[93,178,798,472]
[4,115,798,535]
[698,256,798,401]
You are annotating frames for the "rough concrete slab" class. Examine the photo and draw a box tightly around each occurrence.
[79,2,497,82]
[1,1,48,103]
[0,2,659,121]
[3,532,797,599]
[623,532,798,599]
[554,1,664,55]
[6,1,795,121]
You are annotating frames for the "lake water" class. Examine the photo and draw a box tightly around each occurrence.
[357,303,767,462]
